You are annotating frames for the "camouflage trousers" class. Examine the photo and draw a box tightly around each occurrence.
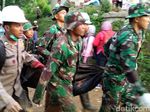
[45,84,77,112]
[99,75,140,112]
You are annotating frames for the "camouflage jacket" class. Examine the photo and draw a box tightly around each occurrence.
[37,23,66,60]
[24,38,36,53]
[48,32,82,96]
[105,24,145,79]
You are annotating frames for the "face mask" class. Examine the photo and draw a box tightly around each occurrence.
[10,34,18,42]
[0,26,5,32]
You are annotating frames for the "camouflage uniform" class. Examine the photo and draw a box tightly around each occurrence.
[44,11,85,112]
[37,24,67,59]
[99,3,150,112]
[36,4,69,64]
[23,22,35,53]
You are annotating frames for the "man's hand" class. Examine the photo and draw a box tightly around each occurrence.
[4,101,22,112]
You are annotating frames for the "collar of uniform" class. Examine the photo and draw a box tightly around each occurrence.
[1,35,17,46]
[67,33,82,51]
[56,23,66,33]
[127,24,145,41]
[126,24,139,36]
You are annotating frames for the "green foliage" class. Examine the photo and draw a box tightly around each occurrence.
[36,0,51,16]
[42,5,51,16]
[23,4,36,21]
[37,17,53,37]
[81,5,104,33]
[138,31,150,90]
[112,20,125,31]
[100,0,111,13]
[21,0,51,21]
[82,5,98,15]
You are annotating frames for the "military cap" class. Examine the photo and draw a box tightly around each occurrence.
[52,4,69,20]
[126,3,150,19]
[64,11,85,30]
[23,22,33,31]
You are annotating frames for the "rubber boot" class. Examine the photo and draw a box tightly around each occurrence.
[80,93,97,111]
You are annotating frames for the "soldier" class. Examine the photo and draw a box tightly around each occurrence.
[23,21,35,53]
[44,11,86,112]
[99,3,150,112]
[0,6,44,112]
[37,3,69,64]
[20,21,38,109]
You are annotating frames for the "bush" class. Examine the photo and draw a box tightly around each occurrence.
[138,31,150,90]
[81,5,104,33]
[42,5,51,17]
[23,5,36,21]
[37,17,53,37]
[100,0,111,13]
[112,20,125,31]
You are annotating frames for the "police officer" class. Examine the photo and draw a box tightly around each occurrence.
[0,6,44,112]
[100,3,150,112]
[43,11,86,112]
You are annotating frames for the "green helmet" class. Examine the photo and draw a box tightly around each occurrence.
[64,11,85,30]
[23,22,33,31]
[126,3,150,19]
[52,4,69,20]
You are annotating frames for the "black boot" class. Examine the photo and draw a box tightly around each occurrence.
[80,93,97,111]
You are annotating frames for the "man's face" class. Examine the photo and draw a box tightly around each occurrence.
[55,9,67,22]
[83,24,89,34]
[24,28,34,39]
[73,24,86,36]
[137,16,150,30]
[8,22,24,38]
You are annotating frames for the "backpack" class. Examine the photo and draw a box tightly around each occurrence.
[0,40,6,71]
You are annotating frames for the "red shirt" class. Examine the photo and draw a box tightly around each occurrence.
[93,30,115,54]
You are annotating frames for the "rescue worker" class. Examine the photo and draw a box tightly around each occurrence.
[20,21,37,109]
[99,3,150,112]
[44,11,86,112]
[37,3,69,64]
[80,12,97,111]
[23,21,35,53]
[0,6,44,112]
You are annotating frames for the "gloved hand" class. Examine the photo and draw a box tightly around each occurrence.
[138,93,150,107]
[4,101,22,112]
[31,61,44,69]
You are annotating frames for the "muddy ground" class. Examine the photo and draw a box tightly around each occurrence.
[29,87,103,112]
